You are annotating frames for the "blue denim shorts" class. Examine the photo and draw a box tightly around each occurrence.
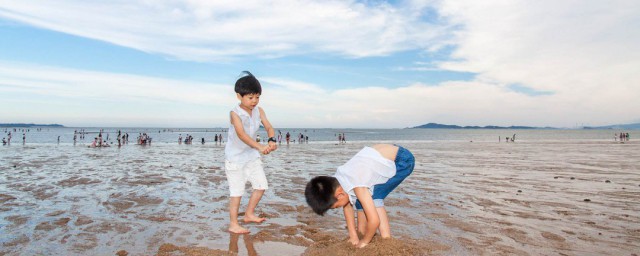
[355,146,415,210]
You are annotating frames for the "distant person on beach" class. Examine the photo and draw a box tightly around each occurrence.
[286,132,290,145]
[224,71,278,234]
[277,130,282,144]
[304,144,415,248]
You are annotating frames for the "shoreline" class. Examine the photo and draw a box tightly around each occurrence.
[1,140,639,255]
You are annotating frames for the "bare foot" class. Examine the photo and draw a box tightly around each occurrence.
[243,215,266,223]
[228,224,250,234]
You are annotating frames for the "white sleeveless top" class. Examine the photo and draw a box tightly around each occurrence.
[334,147,396,205]
[225,105,261,163]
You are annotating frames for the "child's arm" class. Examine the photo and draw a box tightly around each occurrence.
[342,202,360,245]
[258,107,277,151]
[230,111,268,153]
[353,187,380,248]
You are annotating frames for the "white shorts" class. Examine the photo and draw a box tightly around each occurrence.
[225,158,268,197]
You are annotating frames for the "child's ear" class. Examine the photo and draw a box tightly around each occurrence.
[334,186,345,198]
[236,93,242,101]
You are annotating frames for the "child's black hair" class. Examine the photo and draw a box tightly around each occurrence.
[234,71,262,96]
[305,176,340,216]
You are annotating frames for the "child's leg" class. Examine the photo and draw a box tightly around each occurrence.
[357,210,367,235]
[376,207,390,237]
[244,159,268,223]
[225,160,249,233]
[244,189,266,223]
[229,196,249,233]
[357,207,390,237]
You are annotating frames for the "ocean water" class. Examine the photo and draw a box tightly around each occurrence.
[1,127,631,145]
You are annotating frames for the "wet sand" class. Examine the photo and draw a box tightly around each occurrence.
[1,140,639,255]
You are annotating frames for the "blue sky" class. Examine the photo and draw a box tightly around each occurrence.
[1,1,638,128]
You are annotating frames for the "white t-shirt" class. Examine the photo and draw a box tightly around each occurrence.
[224,105,261,163]
[334,147,396,205]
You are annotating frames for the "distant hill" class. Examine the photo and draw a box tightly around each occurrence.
[413,123,544,129]
[0,123,64,128]
[583,123,640,130]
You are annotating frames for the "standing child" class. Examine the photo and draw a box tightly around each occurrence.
[305,144,414,248]
[224,71,278,234]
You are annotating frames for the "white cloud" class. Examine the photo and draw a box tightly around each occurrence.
[434,0,640,126]
[262,77,325,94]
[0,62,231,105]
[0,0,446,61]
[0,61,236,127]
[1,60,635,128]
[0,62,536,128]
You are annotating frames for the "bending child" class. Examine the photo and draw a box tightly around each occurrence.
[305,144,414,248]
[224,71,277,234]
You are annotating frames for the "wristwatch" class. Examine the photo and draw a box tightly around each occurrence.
[267,137,277,143]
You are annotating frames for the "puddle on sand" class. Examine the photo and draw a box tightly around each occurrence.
[158,236,307,256]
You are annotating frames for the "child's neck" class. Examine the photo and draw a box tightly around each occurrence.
[239,104,254,117]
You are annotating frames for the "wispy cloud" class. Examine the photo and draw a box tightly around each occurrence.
[0,0,448,61]
[436,1,640,99]
[0,61,230,105]
[1,60,636,128]
[0,61,237,126]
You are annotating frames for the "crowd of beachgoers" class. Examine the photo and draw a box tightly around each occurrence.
[2,128,354,147]
[615,132,631,142]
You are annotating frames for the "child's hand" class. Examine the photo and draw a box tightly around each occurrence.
[258,145,270,155]
[357,241,368,248]
[348,237,359,246]
[268,141,277,151]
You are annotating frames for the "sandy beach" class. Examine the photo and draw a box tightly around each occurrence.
[1,140,639,255]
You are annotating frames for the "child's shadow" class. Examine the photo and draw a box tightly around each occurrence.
[229,233,257,256]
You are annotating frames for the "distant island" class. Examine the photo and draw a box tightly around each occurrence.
[413,123,545,129]
[413,122,640,130]
[0,123,64,128]
[582,123,640,130]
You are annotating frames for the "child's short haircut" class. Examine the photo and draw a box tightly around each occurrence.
[235,71,262,96]
[305,176,340,216]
